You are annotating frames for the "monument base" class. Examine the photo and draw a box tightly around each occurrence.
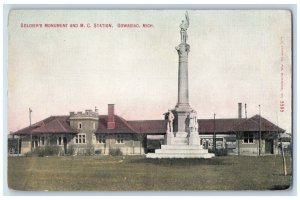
[146,131,215,159]
[164,132,174,145]
[146,144,215,158]
[189,131,200,145]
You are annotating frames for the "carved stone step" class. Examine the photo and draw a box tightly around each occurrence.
[146,152,215,159]
[161,145,203,150]
[155,149,209,154]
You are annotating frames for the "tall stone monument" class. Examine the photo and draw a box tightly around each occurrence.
[146,12,214,158]
[175,12,192,136]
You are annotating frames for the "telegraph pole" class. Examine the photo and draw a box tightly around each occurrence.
[280,138,287,176]
[29,108,33,151]
[213,113,216,152]
[276,112,279,157]
[29,108,32,126]
[17,134,20,155]
[245,103,247,119]
[259,105,261,156]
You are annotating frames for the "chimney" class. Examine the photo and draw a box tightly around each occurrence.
[107,104,115,129]
[245,103,247,119]
[238,103,242,119]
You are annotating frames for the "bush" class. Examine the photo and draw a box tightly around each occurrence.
[208,148,228,156]
[44,146,60,156]
[24,151,33,157]
[215,149,228,156]
[67,145,75,155]
[25,146,60,157]
[94,149,102,155]
[109,148,123,156]
[85,144,95,156]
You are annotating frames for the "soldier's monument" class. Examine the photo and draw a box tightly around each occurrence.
[146,12,215,158]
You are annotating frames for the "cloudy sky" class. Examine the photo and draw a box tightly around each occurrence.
[8,10,291,132]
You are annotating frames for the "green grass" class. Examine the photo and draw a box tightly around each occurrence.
[7,155,292,191]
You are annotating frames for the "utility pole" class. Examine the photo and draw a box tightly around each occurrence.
[275,112,279,157]
[245,103,247,119]
[280,138,287,176]
[29,108,32,126]
[139,126,142,155]
[237,131,240,156]
[17,134,20,155]
[29,108,33,151]
[259,105,261,156]
[213,113,216,153]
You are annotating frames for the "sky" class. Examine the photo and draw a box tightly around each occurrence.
[8,10,292,133]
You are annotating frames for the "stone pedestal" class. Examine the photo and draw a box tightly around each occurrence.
[147,127,214,159]
[189,131,200,145]
[146,145,214,159]
[174,110,190,133]
[165,132,174,145]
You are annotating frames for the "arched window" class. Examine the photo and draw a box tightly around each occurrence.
[78,122,82,129]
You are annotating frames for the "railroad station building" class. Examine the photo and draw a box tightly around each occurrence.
[10,104,285,156]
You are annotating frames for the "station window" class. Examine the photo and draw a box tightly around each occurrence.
[78,122,82,129]
[58,136,62,145]
[243,133,254,144]
[75,133,86,144]
[32,136,39,148]
[40,136,45,145]
[116,135,124,144]
[96,134,106,144]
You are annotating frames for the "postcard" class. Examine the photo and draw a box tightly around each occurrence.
[7,10,292,191]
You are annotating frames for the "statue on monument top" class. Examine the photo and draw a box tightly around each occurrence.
[166,109,175,133]
[180,11,189,44]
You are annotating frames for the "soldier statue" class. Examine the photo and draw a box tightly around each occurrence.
[167,109,175,133]
[189,110,198,132]
[180,11,189,43]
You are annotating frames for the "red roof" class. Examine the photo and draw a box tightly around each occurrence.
[95,115,138,134]
[232,115,285,133]
[129,115,285,134]
[32,117,77,134]
[198,118,245,133]
[13,116,77,135]
[128,120,168,134]
[12,114,285,135]
[198,115,285,134]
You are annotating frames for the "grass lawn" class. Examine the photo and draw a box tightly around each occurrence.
[7,155,292,191]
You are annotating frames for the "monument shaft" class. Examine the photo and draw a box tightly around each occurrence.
[175,43,191,133]
[177,44,190,107]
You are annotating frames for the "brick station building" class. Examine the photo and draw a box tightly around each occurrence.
[198,115,285,155]
[10,104,285,156]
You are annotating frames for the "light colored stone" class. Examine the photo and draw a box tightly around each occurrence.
[165,132,174,145]
[179,11,189,44]
[189,131,200,145]
[188,110,198,132]
[166,110,175,133]
[175,131,188,138]
[146,144,215,159]
[161,145,203,150]
[147,154,215,159]
[146,12,214,159]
